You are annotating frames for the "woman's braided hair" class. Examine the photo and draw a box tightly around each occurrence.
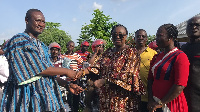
[111,24,128,35]
[161,24,178,40]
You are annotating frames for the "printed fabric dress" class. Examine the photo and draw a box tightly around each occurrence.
[1,33,66,112]
[148,47,189,112]
[88,46,145,112]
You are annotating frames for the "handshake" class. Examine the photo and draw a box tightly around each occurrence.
[71,69,88,81]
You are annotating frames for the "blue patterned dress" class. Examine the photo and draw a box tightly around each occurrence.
[1,33,66,112]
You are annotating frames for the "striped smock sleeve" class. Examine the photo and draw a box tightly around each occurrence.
[3,33,52,84]
[76,53,83,64]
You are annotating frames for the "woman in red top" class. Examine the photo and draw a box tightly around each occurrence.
[147,24,190,112]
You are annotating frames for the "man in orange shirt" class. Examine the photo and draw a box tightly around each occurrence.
[62,41,84,112]
[62,41,83,71]
[49,42,83,111]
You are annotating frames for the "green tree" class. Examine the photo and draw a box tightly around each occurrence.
[146,34,156,45]
[77,9,117,52]
[38,22,71,54]
[126,32,135,47]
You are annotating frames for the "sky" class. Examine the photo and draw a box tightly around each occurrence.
[1,0,200,45]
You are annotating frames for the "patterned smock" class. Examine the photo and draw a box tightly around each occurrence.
[88,46,145,112]
[1,33,66,112]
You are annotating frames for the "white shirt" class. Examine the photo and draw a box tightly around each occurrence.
[0,55,9,83]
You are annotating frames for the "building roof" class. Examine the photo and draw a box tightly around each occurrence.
[176,20,187,35]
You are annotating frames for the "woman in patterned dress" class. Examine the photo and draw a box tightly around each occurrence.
[76,24,145,112]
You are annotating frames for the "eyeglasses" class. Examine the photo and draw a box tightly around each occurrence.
[112,33,127,39]
[188,23,200,28]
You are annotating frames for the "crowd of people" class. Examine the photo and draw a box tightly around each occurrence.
[0,8,200,112]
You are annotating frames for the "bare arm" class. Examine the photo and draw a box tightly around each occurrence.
[56,77,84,95]
[0,49,4,55]
[88,47,99,65]
[39,67,76,79]
[160,84,185,104]
[88,53,97,65]
[148,83,185,112]
[56,77,69,87]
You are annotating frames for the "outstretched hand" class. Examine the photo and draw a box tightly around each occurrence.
[147,101,162,112]
[72,70,83,81]
[69,83,84,95]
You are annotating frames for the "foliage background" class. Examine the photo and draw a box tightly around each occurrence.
[76,9,117,52]
[38,10,156,54]
[38,22,72,54]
